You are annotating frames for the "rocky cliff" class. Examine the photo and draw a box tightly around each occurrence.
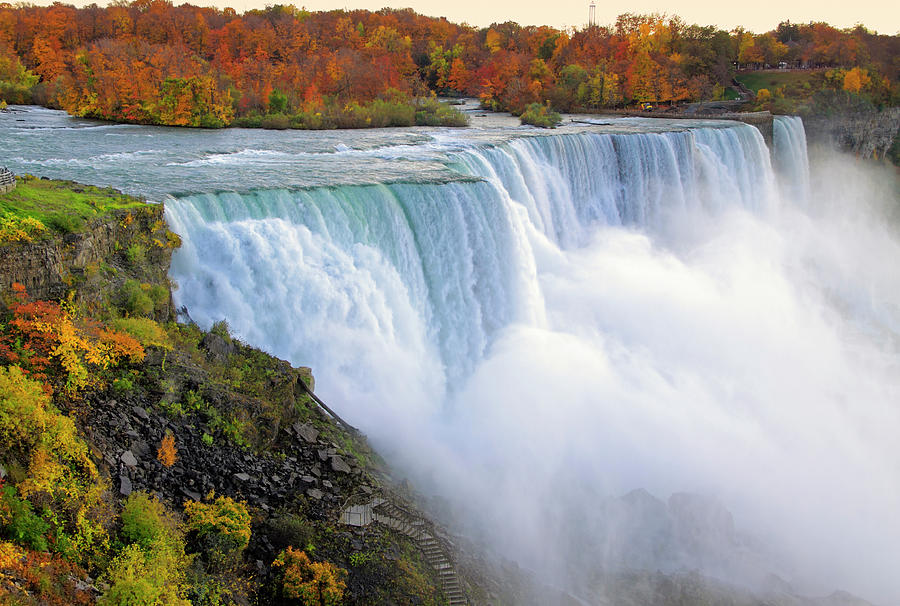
[803,107,900,161]
[0,203,176,319]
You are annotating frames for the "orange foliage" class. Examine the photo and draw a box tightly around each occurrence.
[0,284,144,394]
[157,434,177,467]
[0,542,94,605]
[273,547,346,606]
[0,2,894,119]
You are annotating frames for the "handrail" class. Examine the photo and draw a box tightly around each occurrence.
[295,373,360,436]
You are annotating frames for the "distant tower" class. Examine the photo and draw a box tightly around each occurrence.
[588,1,596,27]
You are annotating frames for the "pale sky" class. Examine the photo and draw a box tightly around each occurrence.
[212,0,899,34]
[41,0,900,34]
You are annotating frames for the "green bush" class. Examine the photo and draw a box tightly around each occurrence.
[266,512,314,553]
[414,97,469,127]
[520,103,561,128]
[120,280,154,317]
[125,243,146,266]
[231,114,263,128]
[44,213,83,233]
[112,377,133,393]
[112,317,171,350]
[120,492,179,551]
[102,492,191,605]
[99,541,191,606]
[261,113,291,129]
[0,485,50,552]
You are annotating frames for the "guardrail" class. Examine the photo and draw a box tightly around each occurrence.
[0,167,15,193]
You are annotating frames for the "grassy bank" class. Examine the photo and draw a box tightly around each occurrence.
[0,176,147,240]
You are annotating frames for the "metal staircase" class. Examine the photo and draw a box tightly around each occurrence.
[343,497,469,605]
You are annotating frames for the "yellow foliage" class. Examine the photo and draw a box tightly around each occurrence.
[756,88,772,103]
[842,67,871,94]
[0,366,109,565]
[0,213,47,244]
[0,541,24,570]
[184,493,251,552]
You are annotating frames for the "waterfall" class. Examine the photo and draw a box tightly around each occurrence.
[166,120,900,602]
[166,123,776,406]
[773,115,810,203]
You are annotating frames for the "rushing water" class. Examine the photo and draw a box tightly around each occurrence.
[2,107,897,603]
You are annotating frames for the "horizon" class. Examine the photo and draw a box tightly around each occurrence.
[19,0,900,35]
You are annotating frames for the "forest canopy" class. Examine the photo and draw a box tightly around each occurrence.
[0,2,896,126]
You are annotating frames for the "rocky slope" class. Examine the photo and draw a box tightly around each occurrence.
[0,179,450,605]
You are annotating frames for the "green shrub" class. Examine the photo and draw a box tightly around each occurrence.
[520,103,561,128]
[99,541,191,606]
[112,317,171,350]
[210,320,231,340]
[266,513,314,553]
[120,280,154,317]
[147,284,168,308]
[414,97,469,126]
[120,492,179,551]
[112,377,133,393]
[0,485,50,551]
[231,114,263,128]
[261,113,291,129]
[44,213,82,233]
[125,243,146,266]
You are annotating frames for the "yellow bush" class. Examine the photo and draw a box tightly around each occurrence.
[184,494,251,549]
[0,213,47,244]
[272,547,346,606]
[0,540,24,569]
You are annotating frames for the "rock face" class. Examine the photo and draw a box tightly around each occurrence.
[0,204,176,319]
[804,108,900,161]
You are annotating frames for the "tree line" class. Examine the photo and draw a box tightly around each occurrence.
[0,1,896,127]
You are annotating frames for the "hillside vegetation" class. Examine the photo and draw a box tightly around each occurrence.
[0,3,896,126]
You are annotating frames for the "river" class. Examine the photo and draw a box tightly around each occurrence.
[2,104,898,603]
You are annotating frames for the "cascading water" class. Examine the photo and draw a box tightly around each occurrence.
[166,124,778,394]
[160,118,899,604]
[773,115,811,203]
